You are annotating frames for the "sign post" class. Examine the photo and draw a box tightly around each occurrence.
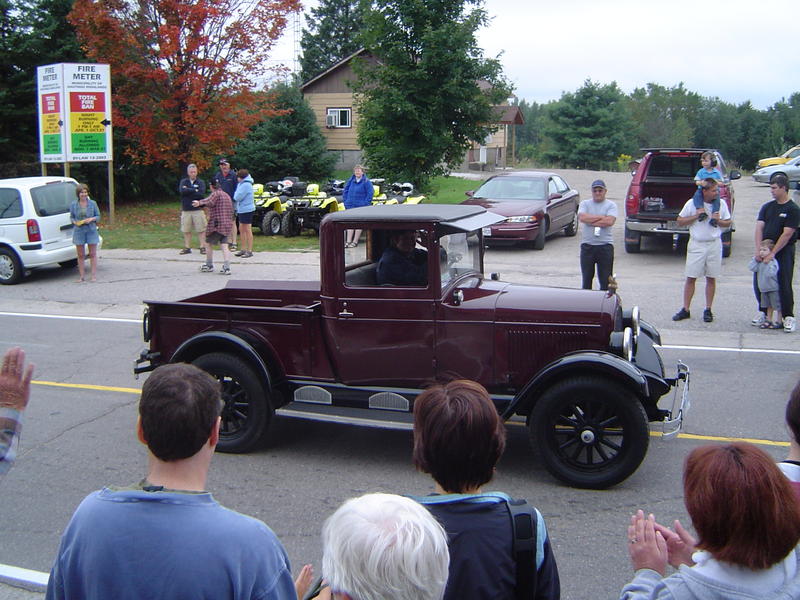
[36,63,116,224]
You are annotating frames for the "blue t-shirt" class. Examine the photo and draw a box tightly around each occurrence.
[46,487,296,600]
[695,167,723,182]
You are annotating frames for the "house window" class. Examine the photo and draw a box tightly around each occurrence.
[326,108,351,128]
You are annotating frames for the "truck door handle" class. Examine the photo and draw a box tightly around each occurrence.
[339,302,354,318]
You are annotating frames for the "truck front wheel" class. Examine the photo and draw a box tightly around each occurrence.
[529,376,649,489]
[192,352,272,453]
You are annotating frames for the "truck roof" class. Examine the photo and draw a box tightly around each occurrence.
[325,204,505,232]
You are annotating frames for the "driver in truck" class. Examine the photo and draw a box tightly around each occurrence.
[376,230,428,286]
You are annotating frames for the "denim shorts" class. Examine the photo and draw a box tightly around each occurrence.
[73,226,100,245]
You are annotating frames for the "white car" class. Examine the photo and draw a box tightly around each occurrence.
[0,176,87,284]
[752,156,800,185]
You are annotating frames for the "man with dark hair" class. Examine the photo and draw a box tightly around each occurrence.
[411,380,560,600]
[752,174,800,332]
[376,230,428,286]
[45,363,296,600]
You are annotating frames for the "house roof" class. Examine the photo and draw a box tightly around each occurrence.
[493,105,525,125]
[300,48,370,91]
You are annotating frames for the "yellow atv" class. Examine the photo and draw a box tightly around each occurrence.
[281,183,343,237]
[253,181,288,236]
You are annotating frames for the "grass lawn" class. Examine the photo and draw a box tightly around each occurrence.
[101,175,484,250]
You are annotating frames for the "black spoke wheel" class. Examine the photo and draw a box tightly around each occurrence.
[192,353,271,453]
[530,376,649,489]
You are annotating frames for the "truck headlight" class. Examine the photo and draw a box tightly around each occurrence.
[610,327,634,361]
[622,306,640,342]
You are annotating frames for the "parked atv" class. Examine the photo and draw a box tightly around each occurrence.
[280,182,342,237]
[387,182,426,205]
[253,181,288,236]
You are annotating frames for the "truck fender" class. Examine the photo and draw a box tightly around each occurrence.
[171,331,274,398]
[638,318,661,346]
[503,351,649,419]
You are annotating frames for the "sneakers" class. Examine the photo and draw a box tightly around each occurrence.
[199,247,206,255]
[785,316,797,333]
[751,311,766,326]
[220,265,231,275]
[242,251,253,258]
[229,244,237,251]
[199,264,214,273]
[234,250,246,257]
[703,308,713,323]
[672,308,690,321]
[179,248,192,255]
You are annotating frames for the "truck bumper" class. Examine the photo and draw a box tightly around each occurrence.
[626,219,687,235]
[660,361,690,438]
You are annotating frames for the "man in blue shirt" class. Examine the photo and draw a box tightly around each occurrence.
[46,363,296,600]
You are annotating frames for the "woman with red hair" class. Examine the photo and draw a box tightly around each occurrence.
[621,443,800,599]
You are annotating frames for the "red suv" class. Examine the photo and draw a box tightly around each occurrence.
[624,148,741,256]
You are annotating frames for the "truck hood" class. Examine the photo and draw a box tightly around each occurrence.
[492,281,618,325]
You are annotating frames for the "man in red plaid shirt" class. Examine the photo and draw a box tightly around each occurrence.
[193,177,235,275]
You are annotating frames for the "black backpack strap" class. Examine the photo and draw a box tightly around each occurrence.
[507,498,538,600]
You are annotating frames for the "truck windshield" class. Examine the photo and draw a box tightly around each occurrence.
[439,230,481,288]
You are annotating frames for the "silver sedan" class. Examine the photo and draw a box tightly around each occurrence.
[752,156,800,184]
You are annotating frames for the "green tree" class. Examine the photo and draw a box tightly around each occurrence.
[690,97,742,162]
[299,0,366,83]
[234,84,336,181]
[0,0,83,164]
[542,80,635,169]
[514,98,547,162]
[353,0,510,188]
[626,83,699,149]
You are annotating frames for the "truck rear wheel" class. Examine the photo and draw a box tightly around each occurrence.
[721,231,732,258]
[192,352,272,453]
[624,227,641,253]
[261,210,281,236]
[529,376,649,489]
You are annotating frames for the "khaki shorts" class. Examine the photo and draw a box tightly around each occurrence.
[685,237,722,278]
[181,210,207,233]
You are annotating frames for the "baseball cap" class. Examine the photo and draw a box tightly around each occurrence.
[591,179,607,190]
[218,158,229,165]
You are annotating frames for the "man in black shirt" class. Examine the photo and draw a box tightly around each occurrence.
[753,175,800,332]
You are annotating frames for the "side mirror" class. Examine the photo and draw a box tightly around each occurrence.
[465,190,474,197]
[729,170,741,180]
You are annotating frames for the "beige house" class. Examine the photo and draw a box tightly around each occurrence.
[301,49,522,171]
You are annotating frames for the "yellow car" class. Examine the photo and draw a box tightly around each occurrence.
[757,144,800,169]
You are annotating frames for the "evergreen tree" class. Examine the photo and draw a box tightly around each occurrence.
[541,80,635,169]
[234,84,336,182]
[626,83,699,150]
[300,0,366,83]
[353,0,509,188]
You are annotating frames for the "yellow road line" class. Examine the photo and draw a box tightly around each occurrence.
[32,380,791,448]
[32,379,140,395]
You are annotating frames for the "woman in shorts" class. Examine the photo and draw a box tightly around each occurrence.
[233,169,256,258]
[69,183,101,282]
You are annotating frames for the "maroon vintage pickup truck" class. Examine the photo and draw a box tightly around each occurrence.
[134,204,689,488]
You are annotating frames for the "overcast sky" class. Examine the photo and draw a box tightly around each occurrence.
[271,0,797,110]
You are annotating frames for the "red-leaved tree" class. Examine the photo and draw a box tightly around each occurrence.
[69,0,300,169]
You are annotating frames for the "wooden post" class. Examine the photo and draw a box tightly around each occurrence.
[511,124,517,167]
[107,160,115,225]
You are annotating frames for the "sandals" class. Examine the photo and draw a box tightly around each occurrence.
[345,242,356,248]
[760,321,781,329]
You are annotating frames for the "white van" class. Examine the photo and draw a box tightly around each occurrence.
[0,176,85,284]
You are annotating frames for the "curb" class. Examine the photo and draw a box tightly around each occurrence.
[0,564,48,593]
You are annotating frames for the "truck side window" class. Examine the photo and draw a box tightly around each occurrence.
[0,189,22,219]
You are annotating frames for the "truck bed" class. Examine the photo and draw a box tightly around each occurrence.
[170,279,322,309]
[633,178,695,220]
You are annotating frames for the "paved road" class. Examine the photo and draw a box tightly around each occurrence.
[1,170,798,599]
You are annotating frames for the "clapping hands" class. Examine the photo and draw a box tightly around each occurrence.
[627,510,697,576]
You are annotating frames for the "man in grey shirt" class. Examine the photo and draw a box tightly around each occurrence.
[578,179,617,290]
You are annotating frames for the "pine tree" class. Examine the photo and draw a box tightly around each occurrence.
[234,84,336,181]
[299,0,366,83]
